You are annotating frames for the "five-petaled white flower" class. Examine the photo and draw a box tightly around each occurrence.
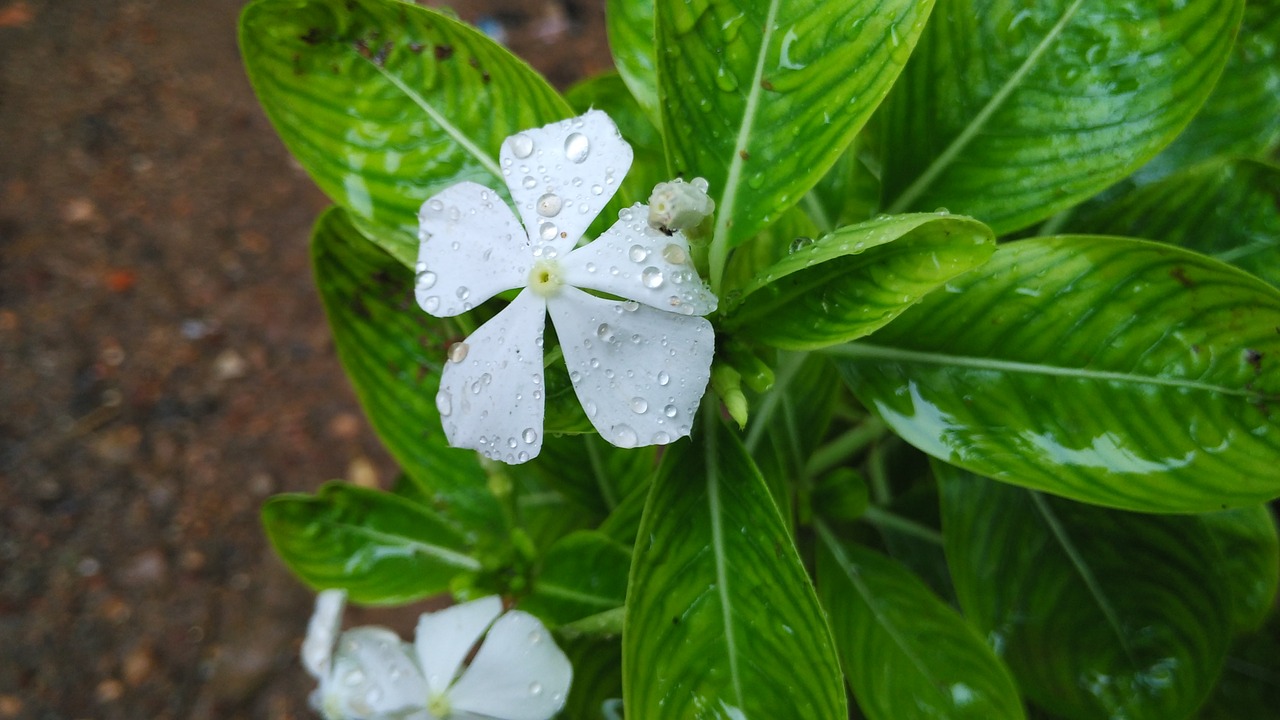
[304,591,572,720]
[414,110,717,464]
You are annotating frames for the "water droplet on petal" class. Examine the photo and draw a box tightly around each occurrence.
[585,400,598,417]
[528,630,542,644]
[652,431,671,444]
[630,397,648,414]
[537,193,563,217]
[629,244,649,263]
[613,424,639,448]
[661,243,688,264]
[591,184,604,195]
[642,267,664,288]
[448,342,468,362]
[597,323,614,342]
[530,681,544,696]
[437,391,453,417]
[664,404,678,418]
[428,199,444,212]
[657,371,670,386]
[523,176,537,189]
[564,132,590,163]
[424,296,440,312]
[522,428,537,444]
[456,286,470,300]
[415,270,437,289]
[539,222,558,241]
[511,133,534,158]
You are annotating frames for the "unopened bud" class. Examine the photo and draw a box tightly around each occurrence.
[647,177,715,232]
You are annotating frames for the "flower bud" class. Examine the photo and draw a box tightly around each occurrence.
[647,177,715,232]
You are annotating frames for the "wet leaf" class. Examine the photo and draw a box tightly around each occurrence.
[263,481,480,604]
[881,0,1244,234]
[938,464,1231,720]
[816,530,1025,720]
[605,0,659,126]
[520,531,631,629]
[833,236,1280,513]
[624,415,846,719]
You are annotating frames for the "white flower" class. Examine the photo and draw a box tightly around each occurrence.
[415,110,717,464]
[304,593,572,720]
[647,177,715,232]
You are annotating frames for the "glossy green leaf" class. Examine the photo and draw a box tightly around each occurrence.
[1137,1,1280,182]
[1201,505,1280,634]
[721,203,821,295]
[1066,159,1280,288]
[624,415,846,719]
[605,0,659,125]
[881,0,1244,234]
[806,140,881,233]
[508,467,597,553]
[938,464,1232,720]
[263,481,480,604]
[240,0,571,261]
[521,531,631,629]
[515,434,657,519]
[815,528,1025,720]
[312,207,506,534]
[833,236,1280,513]
[654,0,935,290]
[723,213,996,350]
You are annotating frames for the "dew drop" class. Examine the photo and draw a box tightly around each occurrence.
[539,222,558,241]
[657,370,670,386]
[591,184,604,195]
[664,404,678,418]
[652,431,671,444]
[620,300,639,312]
[448,342,468,362]
[436,391,453,417]
[564,132,590,163]
[428,199,444,212]
[508,437,518,449]
[789,236,814,253]
[585,262,597,273]
[415,270,437,289]
[456,286,470,300]
[629,244,650,263]
[661,243,688,264]
[537,193,563,217]
[642,267,664,288]
[630,397,649,414]
[528,630,542,644]
[511,133,534,158]
[529,681,544,696]
[424,296,440,313]
[613,424,639,448]
[522,428,537,444]
[585,400,598,417]
[597,323,614,342]
[522,176,537,189]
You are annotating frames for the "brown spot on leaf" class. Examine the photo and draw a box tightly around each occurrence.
[739,149,750,160]
[434,44,454,60]
[300,27,324,45]
[1169,266,1193,288]
[1245,348,1263,373]
[761,78,775,91]
[371,41,392,66]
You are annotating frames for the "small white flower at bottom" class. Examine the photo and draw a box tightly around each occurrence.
[303,593,572,720]
[415,110,718,464]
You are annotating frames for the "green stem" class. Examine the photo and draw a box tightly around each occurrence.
[804,417,888,478]
[861,506,944,546]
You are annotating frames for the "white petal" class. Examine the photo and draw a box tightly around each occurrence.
[414,596,504,697]
[547,286,713,449]
[302,589,347,679]
[499,110,633,258]
[417,181,531,318]
[323,627,428,719]
[437,289,547,463]
[561,205,717,316]
[447,611,572,720]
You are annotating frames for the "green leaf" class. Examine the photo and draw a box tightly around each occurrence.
[312,207,505,534]
[240,0,571,261]
[1137,1,1280,182]
[654,0,935,290]
[263,481,480,604]
[1198,618,1280,720]
[1201,505,1280,634]
[937,464,1232,720]
[1066,159,1280,288]
[815,527,1025,720]
[806,139,881,233]
[559,637,625,720]
[721,203,821,295]
[605,0,659,126]
[881,0,1244,234]
[624,414,846,719]
[832,236,1280,513]
[521,531,631,629]
[723,213,996,350]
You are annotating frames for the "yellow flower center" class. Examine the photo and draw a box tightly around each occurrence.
[528,259,563,297]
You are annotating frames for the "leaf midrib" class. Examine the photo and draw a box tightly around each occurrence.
[708,0,784,292]
[705,408,745,705]
[318,518,482,571]
[886,0,1089,213]
[827,343,1277,401]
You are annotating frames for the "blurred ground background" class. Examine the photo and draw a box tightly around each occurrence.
[0,1,608,717]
